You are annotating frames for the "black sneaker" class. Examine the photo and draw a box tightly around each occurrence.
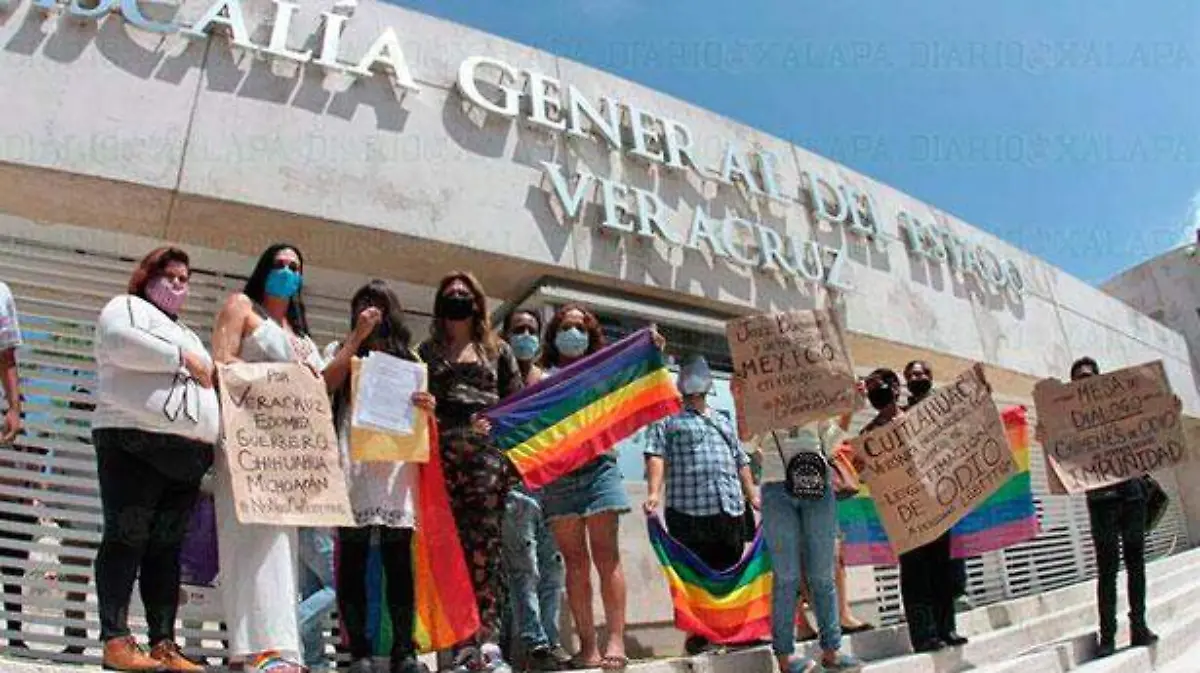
[1131,627,1159,648]
[1096,637,1116,658]
[524,646,562,671]
[914,638,946,653]
[391,652,424,673]
[941,632,969,647]
[684,635,710,656]
[547,646,572,668]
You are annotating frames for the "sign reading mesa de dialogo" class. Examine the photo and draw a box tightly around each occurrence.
[9,0,1026,295]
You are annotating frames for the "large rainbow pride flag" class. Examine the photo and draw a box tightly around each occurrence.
[647,515,771,644]
[484,328,682,489]
[340,422,480,655]
[838,405,1039,565]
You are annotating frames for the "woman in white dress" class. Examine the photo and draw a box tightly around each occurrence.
[210,244,326,672]
[321,280,435,673]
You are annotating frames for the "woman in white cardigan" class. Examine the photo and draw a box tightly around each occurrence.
[92,246,218,673]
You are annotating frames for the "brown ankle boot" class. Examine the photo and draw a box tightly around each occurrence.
[102,636,162,671]
[150,640,206,672]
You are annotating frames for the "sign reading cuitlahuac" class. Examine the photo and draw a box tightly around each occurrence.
[850,364,1015,556]
[1034,361,1186,495]
[726,309,856,441]
[217,362,354,527]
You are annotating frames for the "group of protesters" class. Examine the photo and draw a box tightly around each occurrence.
[0,241,1166,673]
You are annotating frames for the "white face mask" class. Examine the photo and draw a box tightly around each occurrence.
[679,375,711,396]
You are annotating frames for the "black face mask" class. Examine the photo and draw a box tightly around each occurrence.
[907,379,932,399]
[439,294,476,321]
[867,385,895,411]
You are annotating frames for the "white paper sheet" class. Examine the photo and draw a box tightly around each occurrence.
[351,352,425,436]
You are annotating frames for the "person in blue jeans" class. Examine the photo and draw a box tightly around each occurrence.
[738,374,860,673]
[502,488,569,671]
[500,309,571,671]
[297,527,337,671]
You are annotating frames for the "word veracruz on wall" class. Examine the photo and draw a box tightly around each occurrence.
[5,0,1024,295]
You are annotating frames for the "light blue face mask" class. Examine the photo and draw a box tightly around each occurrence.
[679,375,712,396]
[555,327,589,358]
[265,267,302,300]
[511,333,540,361]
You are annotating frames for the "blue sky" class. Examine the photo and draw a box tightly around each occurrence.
[390,0,1200,285]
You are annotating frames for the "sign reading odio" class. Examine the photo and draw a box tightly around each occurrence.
[1034,361,1186,494]
[218,362,354,527]
[851,364,1015,556]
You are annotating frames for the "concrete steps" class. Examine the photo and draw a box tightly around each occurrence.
[4,548,1200,672]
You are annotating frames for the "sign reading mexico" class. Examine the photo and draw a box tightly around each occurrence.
[1034,361,1186,494]
[726,309,856,440]
[217,362,354,526]
[851,364,1015,555]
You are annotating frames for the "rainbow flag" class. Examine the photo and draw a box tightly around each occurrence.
[950,405,1039,558]
[484,328,681,489]
[647,515,771,644]
[341,422,480,655]
[838,406,1038,565]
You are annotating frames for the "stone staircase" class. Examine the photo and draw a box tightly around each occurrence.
[3,547,1200,673]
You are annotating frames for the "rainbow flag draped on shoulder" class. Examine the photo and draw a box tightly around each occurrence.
[339,422,480,655]
[484,328,682,489]
[838,405,1039,565]
[647,515,771,644]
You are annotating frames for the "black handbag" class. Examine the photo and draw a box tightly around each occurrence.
[771,431,829,500]
[1143,476,1168,532]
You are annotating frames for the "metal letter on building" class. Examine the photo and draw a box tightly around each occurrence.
[349,27,421,92]
[457,56,522,117]
[181,0,252,48]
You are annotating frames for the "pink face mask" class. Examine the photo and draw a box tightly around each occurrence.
[146,276,189,315]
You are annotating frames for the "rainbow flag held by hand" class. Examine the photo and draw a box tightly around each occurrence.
[345,422,480,655]
[647,515,771,644]
[838,406,1039,565]
[949,405,1039,558]
[484,329,681,489]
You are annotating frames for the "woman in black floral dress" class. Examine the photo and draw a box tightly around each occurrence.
[418,272,523,673]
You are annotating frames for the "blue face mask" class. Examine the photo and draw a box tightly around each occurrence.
[680,375,712,396]
[555,327,589,358]
[510,333,540,361]
[265,268,302,300]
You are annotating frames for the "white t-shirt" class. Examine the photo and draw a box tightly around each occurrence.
[0,281,21,410]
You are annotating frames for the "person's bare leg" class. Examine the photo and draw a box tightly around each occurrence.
[586,513,627,665]
[550,518,599,666]
[836,541,867,629]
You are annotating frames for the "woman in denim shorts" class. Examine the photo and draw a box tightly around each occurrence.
[536,305,639,671]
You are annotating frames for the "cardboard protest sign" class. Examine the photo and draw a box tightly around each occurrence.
[726,309,856,441]
[1033,361,1186,494]
[850,364,1015,556]
[217,362,354,526]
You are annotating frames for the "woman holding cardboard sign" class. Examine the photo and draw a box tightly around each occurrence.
[211,243,327,673]
[321,280,435,673]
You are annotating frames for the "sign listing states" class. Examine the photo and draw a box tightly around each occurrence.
[218,362,353,527]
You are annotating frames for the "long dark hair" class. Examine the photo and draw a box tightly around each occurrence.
[430,271,498,357]
[333,280,417,422]
[243,243,309,336]
[539,303,605,369]
[350,280,415,361]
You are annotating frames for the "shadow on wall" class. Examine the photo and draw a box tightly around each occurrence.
[4,9,415,132]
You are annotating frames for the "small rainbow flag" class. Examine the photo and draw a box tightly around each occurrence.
[343,422,481,655]
[484,328,682,489]
[838,406,1038,565]
[647,515,771,644]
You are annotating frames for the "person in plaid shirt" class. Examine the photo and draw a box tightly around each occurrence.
[644,356,759,655]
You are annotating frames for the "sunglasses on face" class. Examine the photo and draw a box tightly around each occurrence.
[273,259,301,272]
